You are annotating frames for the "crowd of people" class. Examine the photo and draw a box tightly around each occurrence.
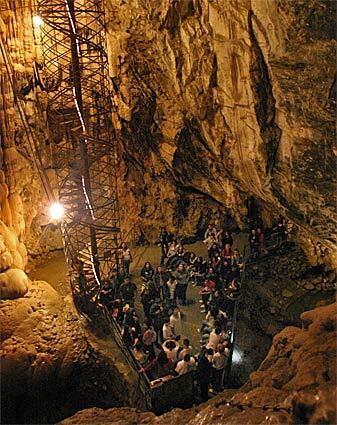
[98,223,251,401]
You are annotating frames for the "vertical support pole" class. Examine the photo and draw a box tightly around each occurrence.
[66,0,101,282]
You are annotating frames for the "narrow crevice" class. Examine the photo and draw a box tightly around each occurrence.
[247,10,282,176]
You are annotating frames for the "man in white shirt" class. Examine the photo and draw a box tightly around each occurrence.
[178,338,192,360]
[162,339,179,362]
[212,344,228,391]
[170,306,182,337]
[206,327,222,350]
[162,317,174,340]
[175,354,196,375]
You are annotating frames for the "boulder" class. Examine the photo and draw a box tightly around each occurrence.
[0,251,13,271]
[0,268,29,299]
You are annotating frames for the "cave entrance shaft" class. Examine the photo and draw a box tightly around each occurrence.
[36,0,122,315]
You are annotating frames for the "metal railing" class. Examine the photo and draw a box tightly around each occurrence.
[224,232,291,385]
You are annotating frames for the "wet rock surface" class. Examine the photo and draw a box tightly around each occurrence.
[0,279,147,424]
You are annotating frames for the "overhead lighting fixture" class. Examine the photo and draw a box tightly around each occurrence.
[49,202,64,221]
[32,15,43,28]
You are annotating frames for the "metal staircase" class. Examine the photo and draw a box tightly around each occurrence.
[36,0,122,316]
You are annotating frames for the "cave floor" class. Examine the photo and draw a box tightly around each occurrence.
[29,235,249,361]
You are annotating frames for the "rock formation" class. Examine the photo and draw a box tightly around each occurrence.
[105,0,336,266]
[1,277,147,424]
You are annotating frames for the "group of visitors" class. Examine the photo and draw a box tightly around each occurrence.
[84,212,292,406]
[100,223,245,401]
[248,216,289,259]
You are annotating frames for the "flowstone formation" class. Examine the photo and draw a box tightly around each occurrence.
[106,0,336,262]
[60,302,337,425]
[1,278,147,424]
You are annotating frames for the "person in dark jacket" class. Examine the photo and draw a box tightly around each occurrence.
[159,228,170,263]
[141,262,154,283]
[221,230,233,248]
[197,348,214,401]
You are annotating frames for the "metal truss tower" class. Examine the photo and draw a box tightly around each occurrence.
[36,0,122,316]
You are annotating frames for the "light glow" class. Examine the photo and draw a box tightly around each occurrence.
[49,202,64,221]
[232,348,244,365]
[32,15,43,27]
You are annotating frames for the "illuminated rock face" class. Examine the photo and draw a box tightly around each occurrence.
[0,278,147,423]
[106,0,336,265]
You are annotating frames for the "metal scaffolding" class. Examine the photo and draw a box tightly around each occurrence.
[36,0,122,316]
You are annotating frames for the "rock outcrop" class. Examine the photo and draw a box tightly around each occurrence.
[60,302,337,425]
[105,0,336,266]
[0,278,147,424]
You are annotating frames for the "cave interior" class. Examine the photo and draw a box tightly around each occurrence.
[0,1,336,424]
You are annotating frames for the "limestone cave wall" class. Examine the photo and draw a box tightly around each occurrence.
[106,0,336,264]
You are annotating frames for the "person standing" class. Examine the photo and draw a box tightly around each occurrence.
[175,354,196,375]
[212,344,228,392]
[197,348,214,401]
[174,263,189,305]
[154,265,170,301]
[166,275,177,306]
[120,242,132,275]
[162,316,174,340]
[119,276,137,307]
[170,306,182,339]
[140,261,154,283]
[159,228,170,263]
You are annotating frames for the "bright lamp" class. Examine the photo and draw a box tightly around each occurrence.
[32,15,43,27]
[49,202,64,221]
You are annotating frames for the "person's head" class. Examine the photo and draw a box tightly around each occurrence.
[157,350,168,366]
[183,338,190,348]
[225,243,231,252]
[171,240,176,247]
[166,340,176,351]
[168,275,175,282]
[124,276,130,284]
[208,224,212,230]
[225,230,229,237]
[207,348,214,356]
[257,228,262,234]
[217,344,224,354]
[190,252,196,260]
[215,326,221,335]
[164,316,170,325]
[198,256,203,262]
[251,229,256,235]
[208,267,214,274]
[144,261,151,269]
[157,265,162,273]
[173,306,180,316]
[177,263,185,272]
[184,353,191,362]
[121,242,127,249]
[144,318,152,328]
